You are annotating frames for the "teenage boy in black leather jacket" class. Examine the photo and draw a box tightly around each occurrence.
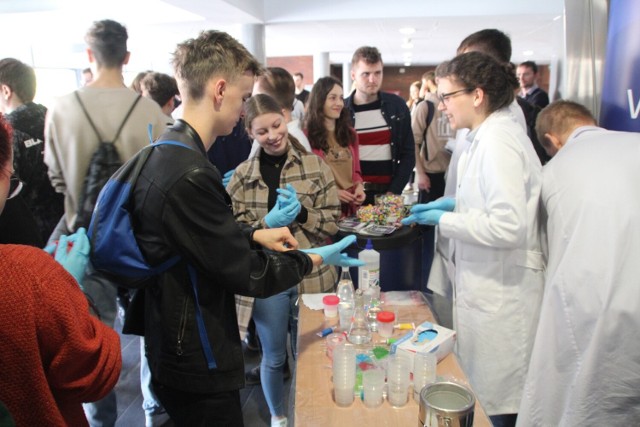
[129,30,357,426]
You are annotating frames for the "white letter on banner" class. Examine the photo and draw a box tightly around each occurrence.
[628,89,640,119]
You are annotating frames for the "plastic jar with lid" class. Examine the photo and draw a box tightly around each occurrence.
[323,295,340,318]
[376,310,396,338]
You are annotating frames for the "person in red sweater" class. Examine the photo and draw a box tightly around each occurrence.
[0,115,122,426]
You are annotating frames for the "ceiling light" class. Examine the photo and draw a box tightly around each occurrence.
[401,38,413,49]
[404,62,412,67]
[523,50,534,56]
[399,27,415,35]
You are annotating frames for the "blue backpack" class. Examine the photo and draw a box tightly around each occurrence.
[88,140,217,369]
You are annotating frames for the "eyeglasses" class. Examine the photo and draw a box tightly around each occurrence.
[7,175,24,200]
[437,88,474,105]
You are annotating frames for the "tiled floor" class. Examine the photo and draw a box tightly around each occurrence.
[113,316,289,427]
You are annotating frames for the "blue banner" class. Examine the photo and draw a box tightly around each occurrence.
[600,0,640,132]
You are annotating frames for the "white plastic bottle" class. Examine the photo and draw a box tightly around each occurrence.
[358,239,380,291]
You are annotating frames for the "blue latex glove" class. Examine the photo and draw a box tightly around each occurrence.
[410,197,456,214]
[401,209,447,226]
[264,199,300,228]
[276,184,301,211]
[44,228,91,288]
[222,169,235,187]
[300,235,365,267]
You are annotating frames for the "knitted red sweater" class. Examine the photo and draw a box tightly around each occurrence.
[0,245,122,427]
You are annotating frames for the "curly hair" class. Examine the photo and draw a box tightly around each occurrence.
[436,51,519,114]
[305,76,355,153]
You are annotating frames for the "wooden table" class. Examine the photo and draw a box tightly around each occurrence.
[293,292,491,426]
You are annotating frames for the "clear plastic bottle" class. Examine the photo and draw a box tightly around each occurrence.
[336,267,355,303]
[337,268,356,331]
[347,289,372,345]
[358,239,380,292]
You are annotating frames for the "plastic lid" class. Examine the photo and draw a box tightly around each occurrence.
[365,238,374,250]
[323,295,340,306]
[377,310,395,323]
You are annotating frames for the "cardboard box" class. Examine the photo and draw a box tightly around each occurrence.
[390,321,457,373]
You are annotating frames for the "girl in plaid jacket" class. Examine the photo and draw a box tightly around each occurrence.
[227,94,340,427]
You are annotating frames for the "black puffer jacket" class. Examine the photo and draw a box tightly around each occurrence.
[8,102,64,241]
[131,120,312,393]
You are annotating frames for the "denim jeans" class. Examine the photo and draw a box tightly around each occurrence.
[141,337,165,418]
[252,286,299,417]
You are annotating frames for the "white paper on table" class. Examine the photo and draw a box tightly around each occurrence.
[301,293,336,310]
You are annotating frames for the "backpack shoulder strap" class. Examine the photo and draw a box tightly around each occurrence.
[122,140,192,194]
[75,91,103,142]
[154,140,192,150]
[111,94,142,144]
[75,92,142,145]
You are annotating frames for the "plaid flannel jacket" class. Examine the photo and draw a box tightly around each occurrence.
[227,145,341,339]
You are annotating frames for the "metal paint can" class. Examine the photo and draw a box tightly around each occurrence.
[418,381,475,427]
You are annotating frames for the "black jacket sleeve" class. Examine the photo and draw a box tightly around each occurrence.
[386,95,416,194]
[162,166,312,298]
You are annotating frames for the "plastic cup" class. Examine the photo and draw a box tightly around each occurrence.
[386,355,410,407]
[376,311,395,338]
[338,302,354,330]
[334,386,354,407]
[332,343,356,407]
[325,332,346,360]
[323,295,340,318]
[362,367,385,408]
[388,382,409,408]
[413,352,437,401]
[332,344,356,387]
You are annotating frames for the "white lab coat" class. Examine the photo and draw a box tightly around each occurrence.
[428,100,527,298]
[437,109,545,415]
[517,127,640,426]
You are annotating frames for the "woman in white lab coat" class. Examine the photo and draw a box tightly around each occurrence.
[402,51,544,427]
